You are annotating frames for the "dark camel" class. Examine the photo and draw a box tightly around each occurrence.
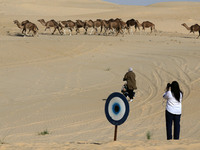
[126,19,140,34]
[181,23,200,38]
[75,20,85,34]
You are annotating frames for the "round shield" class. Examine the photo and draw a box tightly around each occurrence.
[105,92,129,125]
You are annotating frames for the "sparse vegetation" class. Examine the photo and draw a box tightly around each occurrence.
[146,131,152,140]
[105,67,111,71]
[38,129,50,135]
[0,137,7,145]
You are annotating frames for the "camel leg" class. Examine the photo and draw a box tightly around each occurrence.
[99,26,103,35]
[45,27,49,33]
[22,28,25,35]
[25,30,29,36]
[35,30,39,37]
[52,28,57,35]
[28,29,32,36]
[63,28,66,35]
[58,27,63,35]
[68,28,72,36]
[76,28,79,35]
[135,26,138,32]
[130,27,133,34]
[109,28,114,35]
[115,30,119,36]
[127,27,130,34]
[84,28,88,34]
[90,28,94,35]
[113,29,116,35]
[103,28,107,36]
[94,28,98,35]
[197,31,200,39]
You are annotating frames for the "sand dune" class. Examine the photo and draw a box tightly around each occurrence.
[0,0,200,149]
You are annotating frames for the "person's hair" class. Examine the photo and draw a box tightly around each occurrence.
[170,81,183,102]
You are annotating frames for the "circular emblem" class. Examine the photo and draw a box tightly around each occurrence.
[105,92,129,125]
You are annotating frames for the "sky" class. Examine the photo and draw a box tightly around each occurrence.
[103,0,200,6]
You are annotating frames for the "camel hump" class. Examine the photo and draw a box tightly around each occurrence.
[129,19,136,22]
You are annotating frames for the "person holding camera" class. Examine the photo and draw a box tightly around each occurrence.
[163,81,183,140]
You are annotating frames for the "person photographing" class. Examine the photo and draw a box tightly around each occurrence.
[163,81,183,140]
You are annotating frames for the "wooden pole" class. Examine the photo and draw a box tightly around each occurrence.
[114,125,118,141]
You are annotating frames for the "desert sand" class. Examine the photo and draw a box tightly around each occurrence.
[0,0,200,149]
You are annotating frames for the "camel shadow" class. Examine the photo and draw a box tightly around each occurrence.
[13,33,25,37]
[182,36,197,39]
[7,32,25,37]
[39,32,64,36]
[7,32,35,37]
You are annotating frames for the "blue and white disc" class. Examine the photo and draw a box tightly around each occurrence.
[105,92,129,125]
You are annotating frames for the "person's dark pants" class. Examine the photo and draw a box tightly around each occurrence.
[127,88,135,99]
[165,110,181,140]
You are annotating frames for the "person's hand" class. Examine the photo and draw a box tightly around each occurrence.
[166,83,171,91]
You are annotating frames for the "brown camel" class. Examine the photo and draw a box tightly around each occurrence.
[140,21,155,33]
[14,20,30,34]
[126,19,140,34]
[101,18,124,36]
[93,19,103,35]
[108,18,126,36]
[14,20,38,36]
[120,20,128,34]
[22,22,39,36]
[59,20,76,36]
[14,20,29,29]
[37,19,62,35]
[75,20,85,34]
[181,23,200,38]
[101,20,110,35]
[84,20,94,35]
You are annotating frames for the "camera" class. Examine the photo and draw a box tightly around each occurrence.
[166,83,171,90]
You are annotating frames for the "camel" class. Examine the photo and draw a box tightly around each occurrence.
[13,20,29,29]
[181,23,200,38]
[84,20,94,35]
[75,20,85,34]
[93,19,103,35]
[14,20,38,36]
[101,18,124,36]
[108,18,124,36]
[126,19,140,34]
[109,18,127,36]
[101,20,110,35]
[37,19,62,35]
[119,20,128,34]
[14,20,30,34]
[22,22,39,36]
[140,21,155,33]
[59,20,76,36]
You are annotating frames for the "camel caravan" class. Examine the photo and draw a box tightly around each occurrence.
[13,18,157,37]
[13,18,200,38]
